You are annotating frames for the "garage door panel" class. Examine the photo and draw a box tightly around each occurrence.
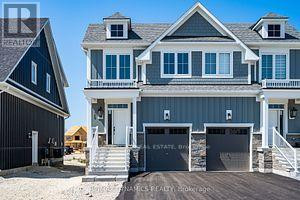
[207,128,250,171]
[146,128,189,171]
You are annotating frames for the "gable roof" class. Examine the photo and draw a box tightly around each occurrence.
[65,126,87,136]
[104,12,130,20]
[0,18,69,116]
[0,18,48,82]
[82,23,170,45]
[262,12,289,19]
[136,2,259,63]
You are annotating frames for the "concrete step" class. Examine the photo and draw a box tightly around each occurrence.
[93,157,126,162]
[88,170,128,176]
[92,163,129,168]
[82,175,128,182]
[95,153,129,158]
[91,166,128,171]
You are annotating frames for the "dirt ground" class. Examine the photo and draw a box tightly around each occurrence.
[0,154,123,200]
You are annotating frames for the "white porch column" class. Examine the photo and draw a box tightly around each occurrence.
[86,98,92,148]
[261,98,269,148]
[132,97,137,147]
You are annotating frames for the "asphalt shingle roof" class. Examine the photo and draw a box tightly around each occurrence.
[83,22,300,45]
[262,12,288,19]
[162,36,234,42]
[0,18,48,82]
[82,23,171,44]
[226,23,300,43]
[104,12,129,19]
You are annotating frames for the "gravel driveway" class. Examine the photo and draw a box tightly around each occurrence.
[0,157,122,200]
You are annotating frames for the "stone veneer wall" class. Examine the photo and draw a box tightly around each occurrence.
[137,133,145,170]
[191,133,206,171]
[258,148,273,173]
[252,133,262,172]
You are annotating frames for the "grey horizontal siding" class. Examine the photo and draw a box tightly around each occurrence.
[290,50,300,79]
[146,51,249,84]
[171,12,223,37]
[137,97,260,132]
[91,50,103,79]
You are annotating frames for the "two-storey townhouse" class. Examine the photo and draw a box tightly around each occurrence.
[82,2,300,181]
[0,18,69,170]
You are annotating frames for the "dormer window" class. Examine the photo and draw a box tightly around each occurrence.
[268,24,281,37]
[103,12,130,39]
[111,24,124,37]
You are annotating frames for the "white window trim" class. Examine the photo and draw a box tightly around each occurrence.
[259,51,289,82]
[105,21,128,39]
[103,52,133,80]
[160,51,192,78]
[31,61,37,85]
[267,23,281,38]
[46,73,51,93]
[261,21,286,39]
[202,51,233,78]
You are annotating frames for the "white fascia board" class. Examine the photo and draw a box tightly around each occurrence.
[81,42,149,49]
[141,89,259,97]
[261,89,300,99]
[247,42,300,48]
[136,2,258,63]
[83,89,140,99]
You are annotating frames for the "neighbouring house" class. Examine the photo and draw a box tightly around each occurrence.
[0,18,69,170]
[65,126,87,151]
[81,2,300,181]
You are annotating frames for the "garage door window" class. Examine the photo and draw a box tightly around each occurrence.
[169,128,188,134]
[147,128,165,134]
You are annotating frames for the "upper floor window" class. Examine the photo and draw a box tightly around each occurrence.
[203,52,232,78]
[31,61,37,85]
[75,136,80,141]
[261,54,287,80]
[162,52,190,78]
[46,73,51,93]
[106,55,117,79]
[105,54,131,79]
[268,24,281,37]
[111,24,123,37]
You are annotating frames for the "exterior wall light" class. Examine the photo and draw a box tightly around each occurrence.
[97,106,104,119]
[289,107,297,119]
[164,110,170,120]
[226,110,232,120]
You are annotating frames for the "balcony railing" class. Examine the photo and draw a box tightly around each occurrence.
[87,79,138,88]
[262,79,300,88]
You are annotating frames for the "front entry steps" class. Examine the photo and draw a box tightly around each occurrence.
[272,148,300,180]
[83,147,130,182]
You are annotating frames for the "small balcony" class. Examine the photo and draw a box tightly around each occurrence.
[87,79,138,88]
[262,79,300,89]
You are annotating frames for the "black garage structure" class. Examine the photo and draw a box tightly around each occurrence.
[206,127,250,171]
[146,127,189,171]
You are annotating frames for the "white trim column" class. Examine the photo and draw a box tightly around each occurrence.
[86,97,92,147]
[132,97,137,147]
[261,98,269,148]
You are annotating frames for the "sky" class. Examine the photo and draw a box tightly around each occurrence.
[1,0,300,130]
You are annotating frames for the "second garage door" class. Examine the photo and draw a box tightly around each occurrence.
[146,127,189,171]
[206,127,250,171]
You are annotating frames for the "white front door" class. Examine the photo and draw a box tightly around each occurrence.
[113,109,130,145]
[268,110,282,145]
[32,131,38,165]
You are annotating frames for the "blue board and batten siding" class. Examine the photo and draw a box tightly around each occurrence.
[146,51,248,84]
[137,97,260,132]
[9,30,61,107]
[0,92,64,170]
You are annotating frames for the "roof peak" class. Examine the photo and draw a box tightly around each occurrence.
[262,12,289,19]
[104,12,130,20]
